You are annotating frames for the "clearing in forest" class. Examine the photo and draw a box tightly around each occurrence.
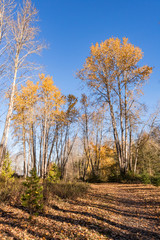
[0,183,160,239]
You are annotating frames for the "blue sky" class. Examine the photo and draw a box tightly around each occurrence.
[31,0,160,111]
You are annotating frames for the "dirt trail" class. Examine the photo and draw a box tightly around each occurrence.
[0,183,160,239]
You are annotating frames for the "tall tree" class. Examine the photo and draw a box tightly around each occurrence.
[0,0,43,171]
[77,37,152,175]
[38,74,65,178]
[12,80,39,177]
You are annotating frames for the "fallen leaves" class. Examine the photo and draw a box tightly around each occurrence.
[0,183,160,239]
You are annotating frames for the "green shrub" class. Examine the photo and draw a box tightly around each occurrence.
[48,181,89,200]
[140,173,151,184]
[108,173,120,182]
[108,171,148,184]
[108,171,160,186]
[47,163,61,183]
[123,172,142,184]
[151,175,160,187]
[21,168,43,216]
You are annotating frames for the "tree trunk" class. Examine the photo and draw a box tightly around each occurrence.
[134,147,139,174]
[129,122,133,171]
[106,82,122,171]
[117,76,124,168]
[0,54,19,171]
[22,122,26,178]
[31,123,36,170]
[42,112,47,178]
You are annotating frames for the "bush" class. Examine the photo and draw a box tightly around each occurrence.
[108,171,160,186]
[140,173,151,184]
[21,168,43,216]
[151,175,160,187]
[0,178,23,204]
[86,173,102,183]
[121,172,141,184]
[108,172,145,184]
[47,181,89,200]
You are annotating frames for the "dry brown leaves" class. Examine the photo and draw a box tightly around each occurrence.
[0,183,160,239]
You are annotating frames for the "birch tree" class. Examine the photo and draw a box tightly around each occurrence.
[0,0,15,111]
[0,0,43,171]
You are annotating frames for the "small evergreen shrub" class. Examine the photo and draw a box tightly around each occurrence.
[21,168,43,216]
[47,163,61,183]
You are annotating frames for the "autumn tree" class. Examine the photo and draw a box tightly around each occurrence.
[38,74,65,178]
[77,37,152,175]
[12,74,65,178]
[12,80,39,177]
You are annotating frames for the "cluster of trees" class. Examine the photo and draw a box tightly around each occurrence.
[0,0,159,181]
[12,74,78,178]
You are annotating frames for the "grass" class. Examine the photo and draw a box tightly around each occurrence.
[47,181,89,200]
[0,176,89,207]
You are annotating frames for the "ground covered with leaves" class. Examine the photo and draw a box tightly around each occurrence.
[0,183,160,239]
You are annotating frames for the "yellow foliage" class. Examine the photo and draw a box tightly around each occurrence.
[78,37,152,91]
[86,142,115,174]
[39,73,65,121]
[13,80,39,126]
[99,145,115,169]
[12,74,65,132]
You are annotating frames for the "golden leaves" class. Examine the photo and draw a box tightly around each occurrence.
[12,73,65,130]
[77,37,152,103]
[78,37,152,82]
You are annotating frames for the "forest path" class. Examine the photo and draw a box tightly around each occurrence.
[0,183,160,239]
